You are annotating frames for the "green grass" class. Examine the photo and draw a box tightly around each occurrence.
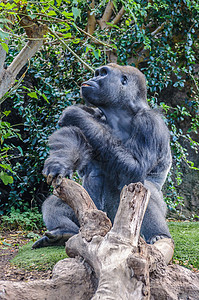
[11,241,68,271]
[168,221,199,270]
[10,222,199,272]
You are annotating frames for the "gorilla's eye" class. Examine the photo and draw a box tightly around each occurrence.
[121,75,128,85]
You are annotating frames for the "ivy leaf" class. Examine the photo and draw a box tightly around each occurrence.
[0,171,13,185]
[62,11,73,19]
[0,164,13,172]
[3,110,11,117]
[47,10,57,16]
[42,93,49,103]
[72,7,81,21]
[17,146,23,155]
[56,0,62,7]
[28,92,38,99]
[0,42,8,53]
[93,49,101,59]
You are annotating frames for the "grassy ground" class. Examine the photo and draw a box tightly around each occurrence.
[11,241,68,271]
[10,221,199,272]
[168,221,199,270]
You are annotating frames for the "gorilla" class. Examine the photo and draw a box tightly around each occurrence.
[32,63,173,250]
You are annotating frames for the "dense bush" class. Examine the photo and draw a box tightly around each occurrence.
[1,206,43,230]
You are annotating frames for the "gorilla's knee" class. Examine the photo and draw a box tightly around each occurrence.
[33,195,79,248]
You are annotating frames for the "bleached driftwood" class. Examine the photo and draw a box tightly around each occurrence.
[54,179,151,299]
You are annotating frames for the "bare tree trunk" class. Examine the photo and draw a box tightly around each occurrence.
[0,14,47,100]
[0,179,199,300]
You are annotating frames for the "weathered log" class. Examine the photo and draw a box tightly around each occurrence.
[53,178,112,242]
[57,179,151,299]
[0,179,199,300]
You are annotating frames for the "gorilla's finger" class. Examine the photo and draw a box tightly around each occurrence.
[43,172,47,178]
[56,174,63,187]
[47,174,53,185]
[42,168,47,177]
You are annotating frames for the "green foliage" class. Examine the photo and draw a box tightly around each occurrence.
[11,242,67,271]
[168,221,199,270]
[1,207,43,231]
[0,111,22,187]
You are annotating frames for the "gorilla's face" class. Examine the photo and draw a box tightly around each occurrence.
[80,63,147,111]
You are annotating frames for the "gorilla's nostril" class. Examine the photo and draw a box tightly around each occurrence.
[100,68,108,76]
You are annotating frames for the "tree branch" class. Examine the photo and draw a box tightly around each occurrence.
[48,28,94,73]
[0,13,47,100]
[0,40,8,74]
[111,6,125,26]
[36,13,115,49]
[87,0,96,35]
[98,1,114,30]
[111,183,150,246]
[151,22,166,37]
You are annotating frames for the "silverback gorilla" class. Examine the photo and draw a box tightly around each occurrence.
[32,63,173,250]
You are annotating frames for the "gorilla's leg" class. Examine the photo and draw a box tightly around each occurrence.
[32,195,79,249]
[141,181,174,264]
[141,181,171,244]
[81,162,106,211]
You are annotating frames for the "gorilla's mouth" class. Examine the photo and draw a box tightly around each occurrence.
[82,83,91,87]
[81,80,98,88]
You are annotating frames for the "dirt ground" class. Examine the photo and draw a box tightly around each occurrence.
[0,230,52,281]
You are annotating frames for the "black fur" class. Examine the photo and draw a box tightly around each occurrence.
[32,64,172,248]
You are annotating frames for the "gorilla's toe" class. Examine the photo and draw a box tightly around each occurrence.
[149,234,170,245]
[32,236,52,249]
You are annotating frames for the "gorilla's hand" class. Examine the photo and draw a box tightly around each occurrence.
[42,126,92,186]
[42,157,73,185]
[58,106,93,127]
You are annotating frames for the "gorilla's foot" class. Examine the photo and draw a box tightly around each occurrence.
[32,231,74,249]
[149,234,169,245]
[153,238,174,265]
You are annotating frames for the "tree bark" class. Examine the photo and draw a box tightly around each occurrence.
[0,179,199,300]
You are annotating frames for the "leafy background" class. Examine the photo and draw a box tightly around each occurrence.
[0,0,198,220]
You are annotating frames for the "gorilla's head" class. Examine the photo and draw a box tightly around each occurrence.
[81,63,148,113]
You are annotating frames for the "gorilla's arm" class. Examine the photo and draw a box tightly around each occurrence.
[43,126,92,183]
[59,106,170,187]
